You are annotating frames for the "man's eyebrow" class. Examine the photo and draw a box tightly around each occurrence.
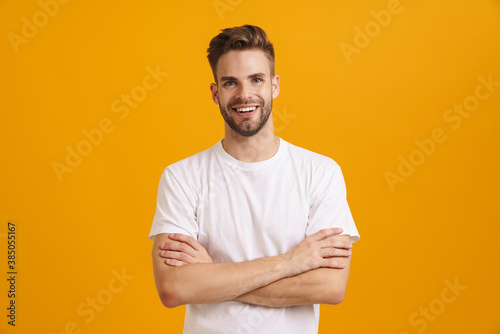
[248,72,266,79]
[220,76,237,82]
[219,73,266,82]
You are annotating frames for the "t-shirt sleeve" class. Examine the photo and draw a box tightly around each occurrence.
[148,167,199,241]
[305,162,360,243]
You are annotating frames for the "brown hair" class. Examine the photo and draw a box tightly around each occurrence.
[207,24,275,82]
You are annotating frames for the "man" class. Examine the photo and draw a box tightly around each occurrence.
[150,24,360,333]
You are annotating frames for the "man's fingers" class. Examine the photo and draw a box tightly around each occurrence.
[161,250,195,263]
[309,228,344,241]
[161,240,197,257]
[165,259,188,267]
[321,258,346,269]
[159,235,213,265]
[322,237,352,249]
[320,248,352,258]
[169,233,205,252]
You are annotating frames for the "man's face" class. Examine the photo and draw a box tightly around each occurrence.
[210,49,280,137]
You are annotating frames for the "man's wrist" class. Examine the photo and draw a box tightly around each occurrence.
[273,252,296,278]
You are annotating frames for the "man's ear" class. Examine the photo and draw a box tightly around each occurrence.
[210,82,219,105]
[272,74,280,99]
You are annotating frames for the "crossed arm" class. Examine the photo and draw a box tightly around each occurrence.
[152,228,353,308]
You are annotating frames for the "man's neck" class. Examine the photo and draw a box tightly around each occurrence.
[221,129,280,163]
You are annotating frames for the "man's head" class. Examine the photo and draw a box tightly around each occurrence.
[207,25,275,83]
[207,25,280,138]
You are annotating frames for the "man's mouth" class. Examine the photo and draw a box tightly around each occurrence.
[232,106,258,113]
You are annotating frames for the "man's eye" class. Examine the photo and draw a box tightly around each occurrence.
[224,81,235,86]
[253,78,262,83]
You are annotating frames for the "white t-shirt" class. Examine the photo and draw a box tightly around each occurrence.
[149,137,360,334]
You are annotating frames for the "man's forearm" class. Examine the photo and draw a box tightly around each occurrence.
[234,259,351,307]
[155,254,291,308]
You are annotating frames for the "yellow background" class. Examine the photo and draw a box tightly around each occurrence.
[1,0,499,333]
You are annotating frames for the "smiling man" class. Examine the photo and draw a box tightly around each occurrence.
[149,25,360,334]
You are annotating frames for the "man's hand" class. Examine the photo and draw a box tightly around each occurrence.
[159,233,213,267]
[284,228,352,276]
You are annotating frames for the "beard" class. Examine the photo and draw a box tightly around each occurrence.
[219,97,273,137]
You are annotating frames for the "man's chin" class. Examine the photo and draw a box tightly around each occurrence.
[232,126,261,137]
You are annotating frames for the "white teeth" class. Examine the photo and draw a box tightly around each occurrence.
[236,106,257,112]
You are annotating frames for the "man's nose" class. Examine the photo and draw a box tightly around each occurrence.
[235,82,253,100]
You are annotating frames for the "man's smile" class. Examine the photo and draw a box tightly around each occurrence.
[231,105,260,117]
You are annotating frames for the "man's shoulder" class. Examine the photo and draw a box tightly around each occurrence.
[166,141,220,173]
[285,139,341,171]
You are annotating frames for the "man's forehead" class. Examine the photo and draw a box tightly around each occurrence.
[216,49,271,78]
